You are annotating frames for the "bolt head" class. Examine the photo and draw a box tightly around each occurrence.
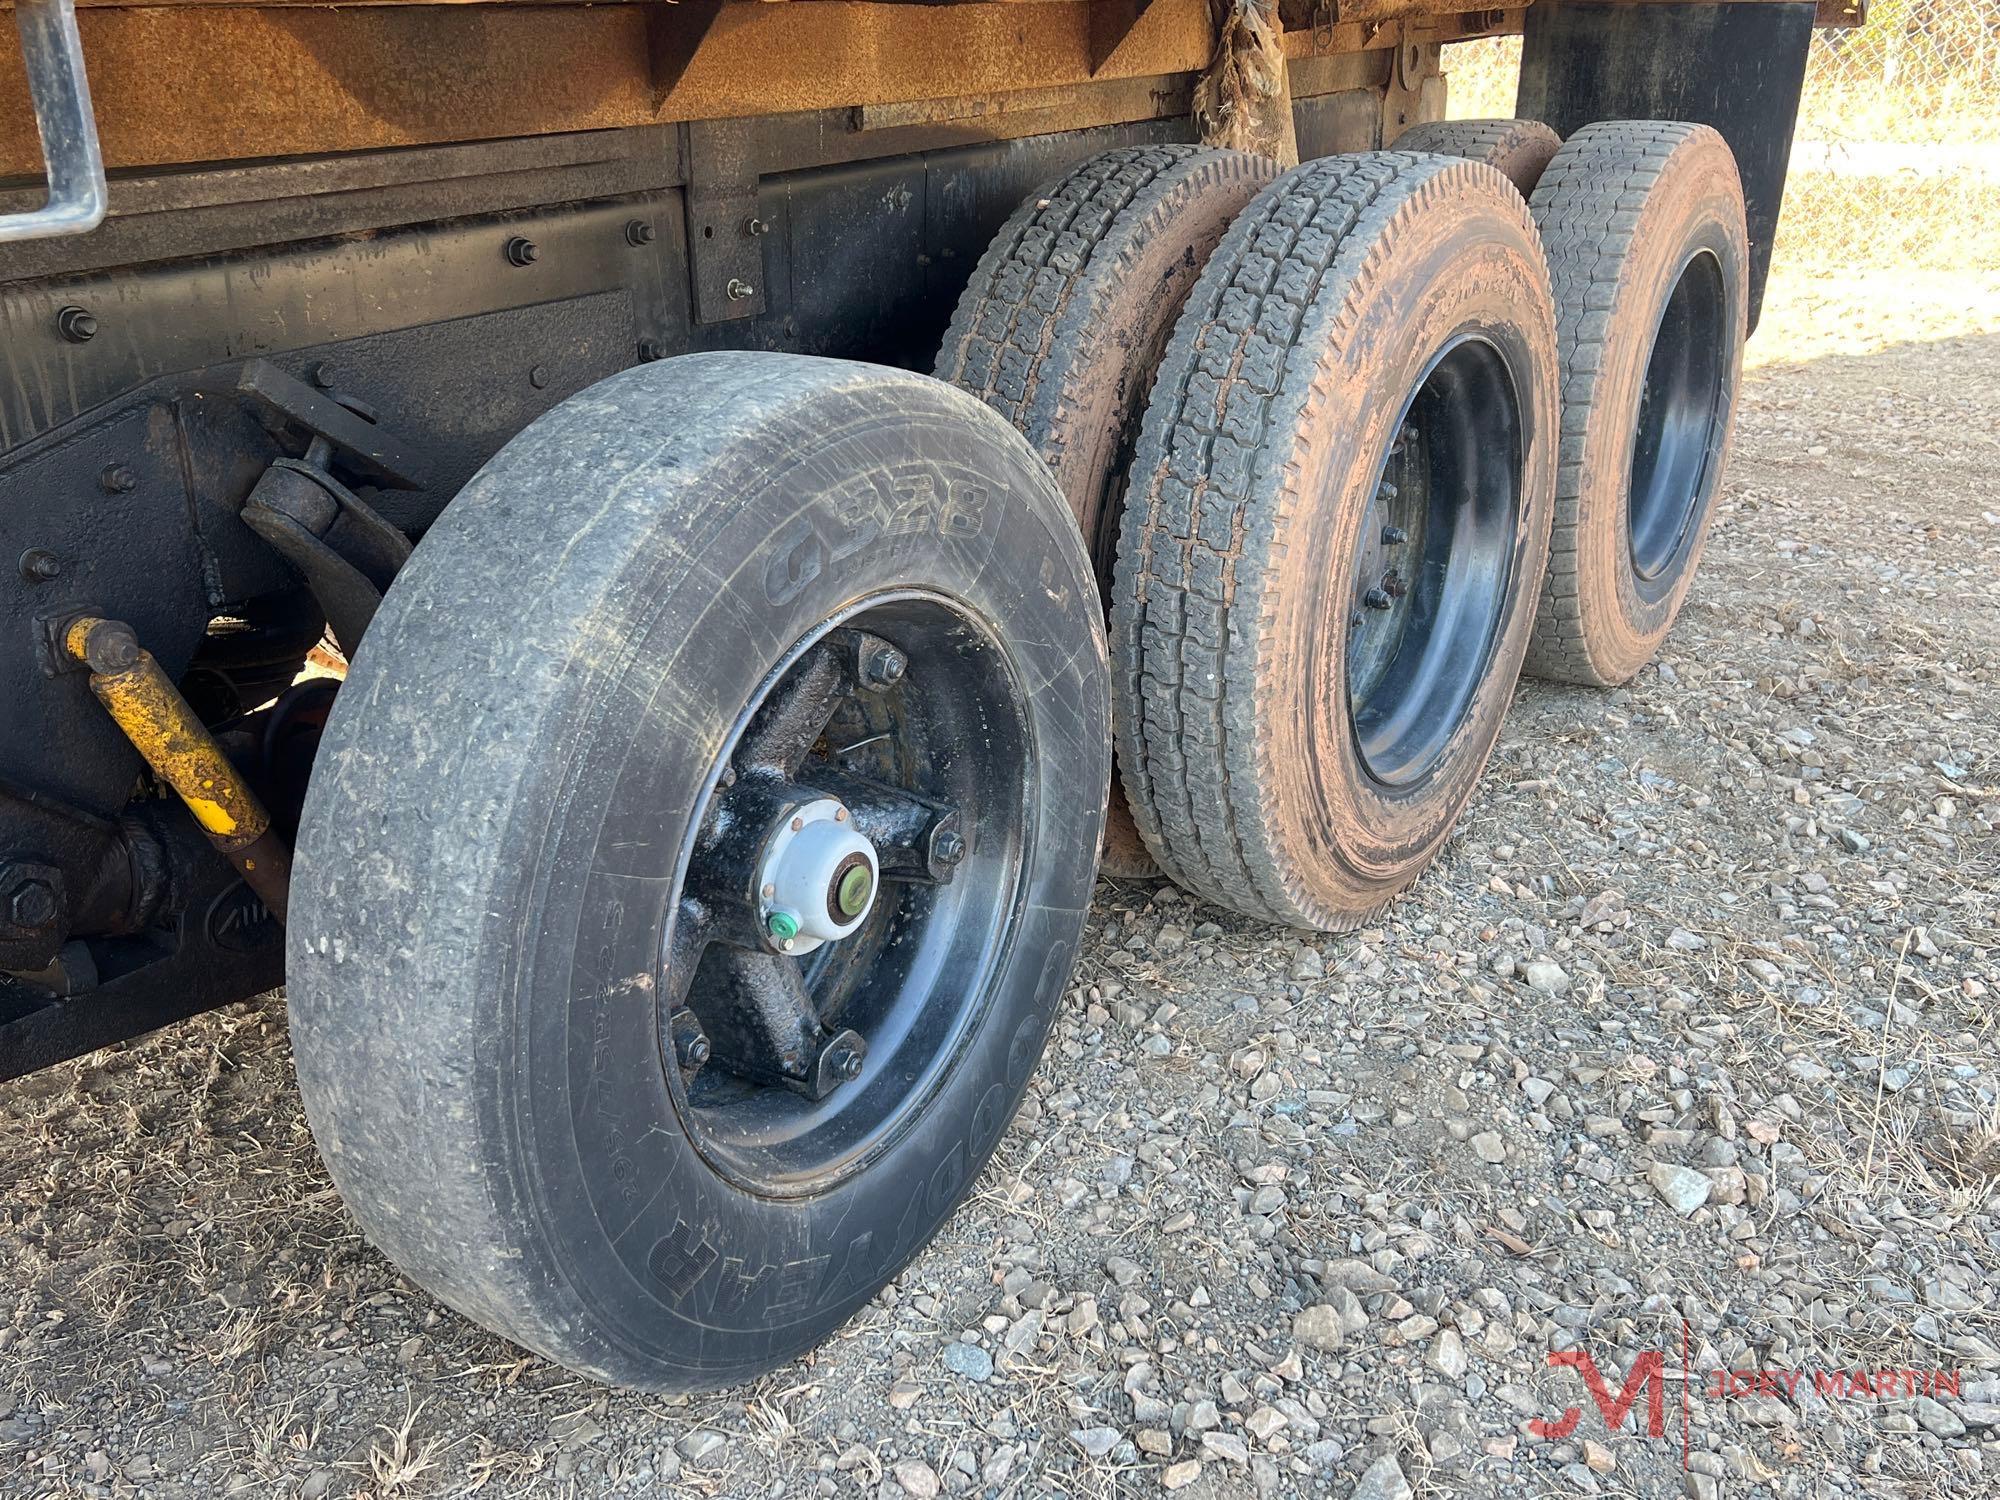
[931,829,966,868]
[19,549,61,583]
[864,646,907,688]
[1381,525,1408,545]
[1363,587,1392,610]
[7,878,58,930]
[726,277,755,302]
[504,236,540,267]
[767,909,801,943]
[835,1047,864,1081]
[625,219,657,247]
[637,338,664,363]
[57,306,97,344]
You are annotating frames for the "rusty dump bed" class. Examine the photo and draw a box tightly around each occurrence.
[0,0,1535,180]
[0,0,1861,178]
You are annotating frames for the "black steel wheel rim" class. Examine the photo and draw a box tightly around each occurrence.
[1628,248,1728,586]
[658,592,1032,1198]
[1344,334,1524,789]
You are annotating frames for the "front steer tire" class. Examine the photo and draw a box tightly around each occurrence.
[287,354,1110,1391]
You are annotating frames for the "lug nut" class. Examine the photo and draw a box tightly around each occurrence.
[504,236,540,267]
[670,1009,712,1070]
[1363,588,1392,610]
[931,829,966,868]
[1382,525,1408,545]
[57,306,96,344]
[863,645,907,689]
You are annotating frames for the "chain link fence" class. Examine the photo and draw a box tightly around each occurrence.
[1440,1,2000,270]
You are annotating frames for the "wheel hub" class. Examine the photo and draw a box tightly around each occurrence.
[755,797,879,954]
[659,599,1033,1194]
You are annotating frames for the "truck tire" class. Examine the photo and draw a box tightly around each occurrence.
[1523,121,1748,686]
[1391,118,1562,197]
[937,144,1276,877]
[287,353,1110,1391]
[1110,153,1558,930]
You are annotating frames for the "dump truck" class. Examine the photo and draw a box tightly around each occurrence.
[1,0,1845,1389]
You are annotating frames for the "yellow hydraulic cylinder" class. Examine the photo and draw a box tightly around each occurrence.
[64,615,291,922]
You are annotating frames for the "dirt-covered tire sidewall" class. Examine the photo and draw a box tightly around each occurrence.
[1532,126,1749,684]
[288,356,1108,1391]
[1263,176,1557,918]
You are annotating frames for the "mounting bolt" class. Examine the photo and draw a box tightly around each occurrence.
[827,1040,865,1082]
[726,277,755,302]
[529,366,550,390]
[57,306,96,344]
[99,464,137,494]
[931,829,965,868]
[743,216,769,237]
[504,236,540,267]
[1382,525,1408,545]
[637,339,664,363]
[670,1009,712,1071]
[18,549,61,583]
[862,645,906,690]
[1377,481,1398,502]
[1363,587,1392,611]
[625,219,657,247]
[2,868,61,933]
[767,910,801,944]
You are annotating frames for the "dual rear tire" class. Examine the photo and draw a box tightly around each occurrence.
[945,128,1746,927]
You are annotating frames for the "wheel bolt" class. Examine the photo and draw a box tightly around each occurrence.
[670,1009,712,1070]
[863,645,906,689]
[1363,588,1392,611]
[1382,525,1408,545]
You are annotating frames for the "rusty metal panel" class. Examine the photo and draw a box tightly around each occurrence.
[0,0,1225,175]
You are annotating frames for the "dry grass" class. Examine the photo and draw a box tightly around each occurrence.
[1440,0,2000,272]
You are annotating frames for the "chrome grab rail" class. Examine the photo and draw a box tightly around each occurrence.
[1,0,107,243]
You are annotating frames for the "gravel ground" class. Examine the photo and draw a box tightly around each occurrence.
[2,264,1997,1500]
